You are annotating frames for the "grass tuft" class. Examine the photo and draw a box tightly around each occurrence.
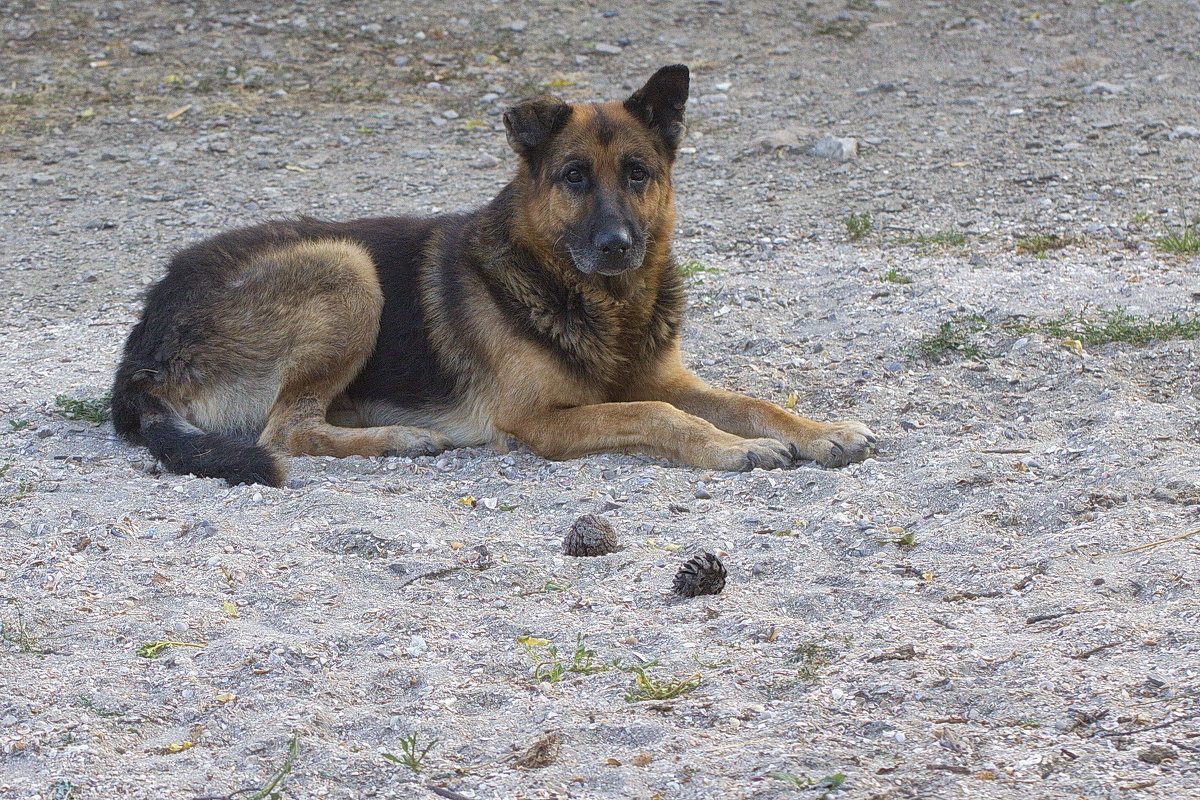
[624,665,702,701]
[521,634,627,682]
[894,230,967,248]
[1154,216,1200,254]
[382,731,437,773]
[54,393,112,423]
[916,314,990,361]
[844,212,873,241]
[136,640,206,659]
[881,268,912,284]
[1015,233,1078,257]
[677,259,725,281]
[1038,307,1200,345]
[789,640,836,683]
[771,771,847,798]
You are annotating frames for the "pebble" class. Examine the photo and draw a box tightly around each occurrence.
[129,41,159,56]
[405,636,428,658]
[471,154,500,169]
[405,148,431,160]
[392,56,410,67]
[594,43,622,55]
[1170,125,1200,140]
[1083,81,1126,95]
[503,20,528,32]
[751,129,803,153]
[810,135,858,161]
[29,174,55,185]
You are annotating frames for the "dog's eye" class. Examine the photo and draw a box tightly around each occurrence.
[629,166,648,183]
[564,168,584,184]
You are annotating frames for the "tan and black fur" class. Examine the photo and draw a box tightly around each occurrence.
[112,65,876,487]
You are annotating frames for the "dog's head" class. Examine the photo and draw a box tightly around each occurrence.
[503,65,689,277]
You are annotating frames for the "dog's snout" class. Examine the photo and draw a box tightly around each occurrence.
[594,228,633,254]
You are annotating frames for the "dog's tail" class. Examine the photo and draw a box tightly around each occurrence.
[111,378,283,487]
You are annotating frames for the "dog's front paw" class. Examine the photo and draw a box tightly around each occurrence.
[710,437,795,472]
[791,421,877,468]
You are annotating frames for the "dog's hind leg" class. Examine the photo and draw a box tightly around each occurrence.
[251,243,452,461]
[260,395,451,459]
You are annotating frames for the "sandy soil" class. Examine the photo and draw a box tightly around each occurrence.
[2,1,1198,798]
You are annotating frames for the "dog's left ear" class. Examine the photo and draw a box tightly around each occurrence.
[624,64,689,154]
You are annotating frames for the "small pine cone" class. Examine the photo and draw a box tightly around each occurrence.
[562,514,619,557]
[672,552,727,597]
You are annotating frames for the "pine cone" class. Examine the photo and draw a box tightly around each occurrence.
[672,552,726,597]
[562,514,619,557]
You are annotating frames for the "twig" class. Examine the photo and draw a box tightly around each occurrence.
[1026,608,1087,625]
[1071,640,1124,660]
[1095,711,1200,738]
[1114,527,1200,556]
[190,731,299,800]
[392,566,462,589]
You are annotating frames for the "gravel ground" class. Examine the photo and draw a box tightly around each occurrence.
[2,1,1199,799]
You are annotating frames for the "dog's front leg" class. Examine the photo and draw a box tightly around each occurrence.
[500,401,795,472]
[636,364,877,468]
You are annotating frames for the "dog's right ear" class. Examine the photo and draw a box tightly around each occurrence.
[503,96,571,160]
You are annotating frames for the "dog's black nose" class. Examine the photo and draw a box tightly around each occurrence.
[594,228,632,254]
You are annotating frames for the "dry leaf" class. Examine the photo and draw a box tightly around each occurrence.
[166,104,191,121]
[514,733,561,769]
[222,601,238,617]
[632,753,652,767]
[785,391,798,409]
[1061,338,1085,356]
[215,691,236,703]
[517,636,550,647]
[605,757,622,766]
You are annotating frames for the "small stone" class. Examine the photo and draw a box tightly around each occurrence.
[81,271,99,283]
[405,148,431,160]
[1170,125,1200,140]
[503,20,528,32]
[392,55,410,67]
[471,154,500,169]
[694,487,712,500]
[441,109,459,120]
[810,135,858,161]
[84,219,117,231]
[594,43,622,55]
[130,41,159,56]
[562,514,619,557]
[29,174,56,185]
[1138,745,1176,764]
[404,635,428,658]
[672,552,727,597]
[1083,81,1126,95]
[751,129,803,153]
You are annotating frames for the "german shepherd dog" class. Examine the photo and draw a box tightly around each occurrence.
[112,65,876,486]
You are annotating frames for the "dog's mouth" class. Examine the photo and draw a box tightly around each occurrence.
[568,245,647,277]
